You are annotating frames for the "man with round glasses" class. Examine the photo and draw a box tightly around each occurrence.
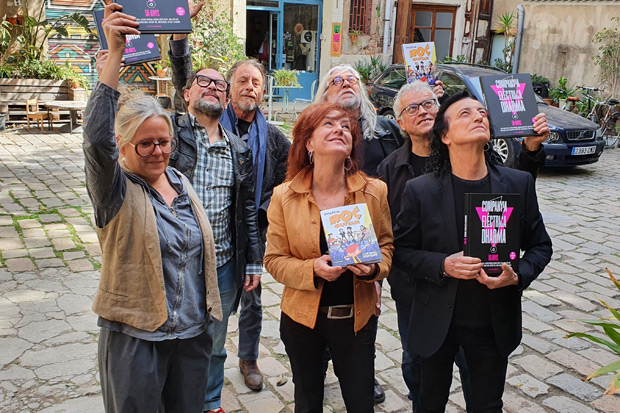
[377,80,549,411]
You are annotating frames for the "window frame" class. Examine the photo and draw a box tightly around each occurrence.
[410,5,457,61]
[349,0,371,35]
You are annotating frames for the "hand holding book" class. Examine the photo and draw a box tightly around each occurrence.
[442,251,482,280]
[313,255,347,282]
[476,263,520,289]
[523,113,551,152]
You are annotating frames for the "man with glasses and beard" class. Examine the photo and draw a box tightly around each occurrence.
[167,67,263,413]
[167,6,290,400]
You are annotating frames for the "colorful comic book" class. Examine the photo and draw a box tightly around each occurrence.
[401,42,437,85]
[320,203,382,267]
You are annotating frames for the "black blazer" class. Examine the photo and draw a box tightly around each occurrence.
[393,163,552,358]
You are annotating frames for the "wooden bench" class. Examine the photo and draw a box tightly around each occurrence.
[0,78,69,126]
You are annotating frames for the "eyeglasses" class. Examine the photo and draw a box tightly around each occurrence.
[399,99,439,118]
[195,75,229,92]
[129,138,177,157]
[330,75,359,87]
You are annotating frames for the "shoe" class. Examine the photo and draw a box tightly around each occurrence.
[204,409,225,413]
[239,359,264,391]
[374,379,386,404]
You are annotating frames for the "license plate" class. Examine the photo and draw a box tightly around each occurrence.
[572,146,596,155]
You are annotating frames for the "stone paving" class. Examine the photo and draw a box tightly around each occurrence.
[1,127,620,412]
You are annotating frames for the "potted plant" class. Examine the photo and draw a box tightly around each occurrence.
[549,76,577,108]
[153,63,166,78]
[272,68,300,87]
[349,29,362,45]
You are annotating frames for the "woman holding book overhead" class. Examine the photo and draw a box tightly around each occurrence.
[84,4,221,411]
[393,91,552,412]
[264,102,394,412]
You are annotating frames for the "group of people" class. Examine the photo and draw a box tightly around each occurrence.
[86,3,552,413]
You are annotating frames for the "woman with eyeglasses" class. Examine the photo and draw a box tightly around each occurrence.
[83,5,221,411]
[264,102,394,412]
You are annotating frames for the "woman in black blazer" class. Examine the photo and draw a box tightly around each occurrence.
[393,91,552,413]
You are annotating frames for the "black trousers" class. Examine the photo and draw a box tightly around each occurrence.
[418,323,507,413]
[280,312,377,413]
[98,326,213,413]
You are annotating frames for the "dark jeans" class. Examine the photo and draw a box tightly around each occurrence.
[418,323,507,413]
[398,301,473,412]
[238,282,263,361]
[98,326,213,413]
[280,312,377,413]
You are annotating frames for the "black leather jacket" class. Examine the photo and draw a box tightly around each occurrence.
[168,112,263,289]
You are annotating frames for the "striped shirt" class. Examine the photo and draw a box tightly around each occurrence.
[190,115,262,275]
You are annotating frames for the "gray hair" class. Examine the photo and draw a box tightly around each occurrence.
[115,92,173,151]
[226,59,267,87]
[393,80,437,120]
[314,64,377,141]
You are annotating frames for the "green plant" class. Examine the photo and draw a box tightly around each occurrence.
[438,55,467,64]
[549,76,578,103]
[189,0,246,73]
[11,0,90,63]
[567,269,620,395]
[531,73,551,85]
[272,69,299,87]
[593,17,620,97]
[493,58,510,72]
[0,21,14,66]
[495,11,517,73]
[153,63,163,71]
[354,60,372,84]
[353,56,387,84]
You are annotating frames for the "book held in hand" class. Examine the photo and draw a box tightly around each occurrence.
[113,0,192,34]
[401,42,437,85]
[480,73,539,138]
[464,193,520,276]
[93,10,161,65]
[320,203,382,267]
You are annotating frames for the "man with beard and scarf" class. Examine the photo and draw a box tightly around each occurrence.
[166,66,264,413]
[168,23,290,407]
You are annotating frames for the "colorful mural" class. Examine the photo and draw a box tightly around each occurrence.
[45,0,158,93]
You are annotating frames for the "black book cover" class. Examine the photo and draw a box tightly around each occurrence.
[464,193,520,276]
[93,10,161,65]
[113,0,192,34]
[480,73,539,139]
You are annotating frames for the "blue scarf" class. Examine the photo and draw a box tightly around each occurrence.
[220,105,267,213]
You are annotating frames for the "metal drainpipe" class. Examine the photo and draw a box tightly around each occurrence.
[382,0,393,56]
[512,4,525,73]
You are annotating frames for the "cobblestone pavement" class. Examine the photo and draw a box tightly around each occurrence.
[1,128,620,412]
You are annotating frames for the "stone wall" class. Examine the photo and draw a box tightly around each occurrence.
[519,3,620,93]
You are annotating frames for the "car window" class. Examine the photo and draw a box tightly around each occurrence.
[378,68,407,90]
[438,72,467,96]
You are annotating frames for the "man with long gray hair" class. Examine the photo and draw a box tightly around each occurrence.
[314,64,404,176]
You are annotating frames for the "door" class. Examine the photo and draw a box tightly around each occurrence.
[282,2,321,101]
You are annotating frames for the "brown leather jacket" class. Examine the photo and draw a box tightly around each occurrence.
[264,169,394,332]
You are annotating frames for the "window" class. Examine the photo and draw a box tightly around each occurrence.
[410,6,456,61]
[350,0,371,34]
[438,72,467,96]
[378,67,407,90]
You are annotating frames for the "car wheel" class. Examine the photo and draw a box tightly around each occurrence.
[382,109,396,120]
[490,138,517,165]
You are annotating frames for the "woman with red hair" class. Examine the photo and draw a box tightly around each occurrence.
[264,102,394,412]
